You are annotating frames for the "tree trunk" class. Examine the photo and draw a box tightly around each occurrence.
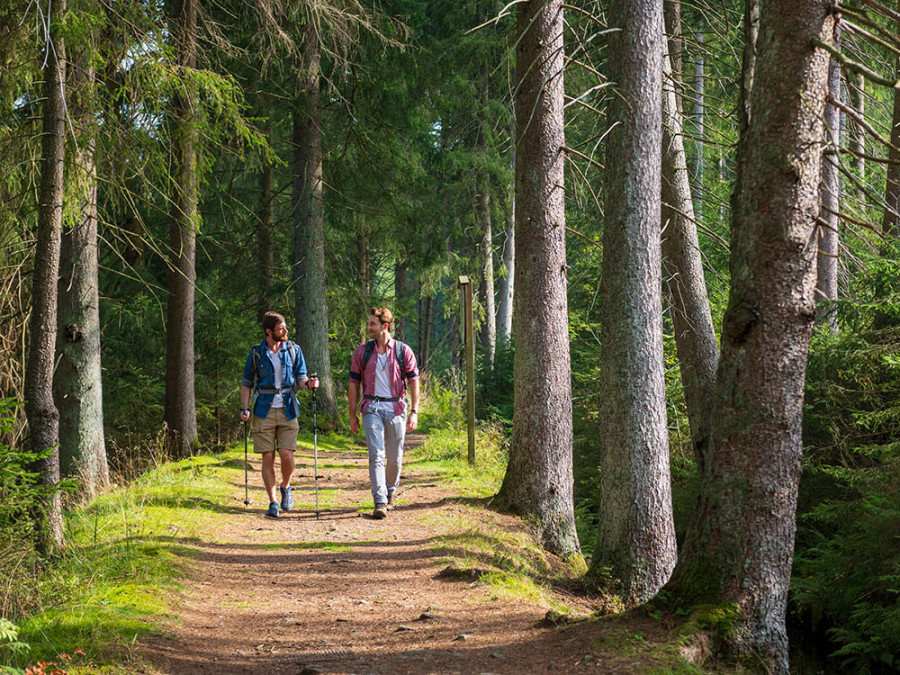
[292,27,337,422]
[164,0,199,458]
[882,55,900,240]
[56,43,108,495]
[664,0,682,115]
[661,49,718,471]
[394,263,406,340]
[258,131,275,322]
[27,0,67,555]
[358,217,371,298]
[498,0,579,559]
[691,20,704,221]
[497,219,514,345]
[816,22,840,332]
[422,295,433,374]
[589,0,675,604]
[849,72,865,180]
[498,106,515,345]
[478,174,496,366]
[668,3,833,670]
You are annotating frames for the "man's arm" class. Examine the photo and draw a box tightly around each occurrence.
[348,379,361,434]
[240,385,252,422]
[406,378,420,432]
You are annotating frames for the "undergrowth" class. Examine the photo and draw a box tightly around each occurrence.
[795,260,900,675]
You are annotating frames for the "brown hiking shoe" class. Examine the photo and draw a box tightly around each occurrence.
[373,504,388,519]
[386,495,396,511]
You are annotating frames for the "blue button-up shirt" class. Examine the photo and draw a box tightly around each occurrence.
[242,341,308,420]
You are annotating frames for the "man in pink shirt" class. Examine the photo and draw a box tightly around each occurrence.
[348,307,420,519]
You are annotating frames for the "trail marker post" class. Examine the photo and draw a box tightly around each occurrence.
[458,276,476,465]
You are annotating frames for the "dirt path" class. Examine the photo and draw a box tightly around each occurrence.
[136,435,665,674]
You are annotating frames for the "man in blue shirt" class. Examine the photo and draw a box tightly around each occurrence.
[240,312,318,518]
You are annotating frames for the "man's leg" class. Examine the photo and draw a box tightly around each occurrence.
[277,448,295,487]
[277,448,295,510]
[384,410,407,506]
[261,450,278,504]
[362,406,388,507]
[274,410,299,511]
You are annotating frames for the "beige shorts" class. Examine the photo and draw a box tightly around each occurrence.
[252,407,299,453]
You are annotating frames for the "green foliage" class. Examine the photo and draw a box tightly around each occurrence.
[0,400,79,618]
[475,339,514,423]
[0,450,243,669]
[796,258,900,673]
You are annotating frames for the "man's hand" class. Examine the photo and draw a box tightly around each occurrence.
[350,413,360,434]
[240,408,251,423]
[306,377,320,390]
[406,411,418,432]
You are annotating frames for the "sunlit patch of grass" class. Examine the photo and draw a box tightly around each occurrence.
[7,451,247,668]
[409,426,507,498]
[425,503,584,613]
[479,571,546,604]
[260,541,353,551]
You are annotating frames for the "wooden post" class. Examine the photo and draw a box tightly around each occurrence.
[458,276,475,465]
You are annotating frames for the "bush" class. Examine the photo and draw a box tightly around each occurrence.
[795,267,900,673]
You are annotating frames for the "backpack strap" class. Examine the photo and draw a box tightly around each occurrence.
[252,341,299,399]
[361,340,376,372]
[395,340,406,383]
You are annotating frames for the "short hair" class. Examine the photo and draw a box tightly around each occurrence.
[262,311,286,334]
[369,307,394,330]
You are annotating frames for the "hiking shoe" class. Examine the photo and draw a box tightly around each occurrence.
[265,501,280,518]
[372,504,388,520]
[386,495,396,511]
[280,485,293,511]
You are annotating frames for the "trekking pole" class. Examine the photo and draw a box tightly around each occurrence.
[243,421,250,506]
[310,373,319,519]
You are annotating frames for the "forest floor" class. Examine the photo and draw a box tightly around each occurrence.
[131,433,702,674]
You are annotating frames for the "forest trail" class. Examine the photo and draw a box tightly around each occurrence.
[135,434,668,674]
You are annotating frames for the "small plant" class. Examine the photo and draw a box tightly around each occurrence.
[0,619,29,663]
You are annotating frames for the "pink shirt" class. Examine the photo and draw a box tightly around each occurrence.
[349,339,419,416]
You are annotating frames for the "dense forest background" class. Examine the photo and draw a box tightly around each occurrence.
[1,0,899,672]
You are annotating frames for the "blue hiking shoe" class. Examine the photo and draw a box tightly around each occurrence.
[265,501,280,518]
[280,486,294,511]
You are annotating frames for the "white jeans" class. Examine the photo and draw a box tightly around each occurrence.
[362,401,406,506]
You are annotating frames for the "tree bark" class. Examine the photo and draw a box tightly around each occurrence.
[849,72,866,180]
[56,42,109,495]
[422,295,433,374]
[589,0,676,604]
[817,21,840,332]
[394,263,406,341]
[664,0,682,115]
[164,0,199,458]
[661,49,718,471]
[882,55,900,240]
[292,26,337,422]
[691,19,704,220]
[478,173,496,366]
[258,128,275,322]
[498,0,579,558]
[498,106,516,345]
[27,0,67,555]
[358,216,371,298]
[668,2,834,670]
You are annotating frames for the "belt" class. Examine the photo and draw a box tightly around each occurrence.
[257,386,295,395]
[364,395,401,402]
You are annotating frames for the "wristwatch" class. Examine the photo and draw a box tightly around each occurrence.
[241,408,250,415]
[410,408,418,414]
